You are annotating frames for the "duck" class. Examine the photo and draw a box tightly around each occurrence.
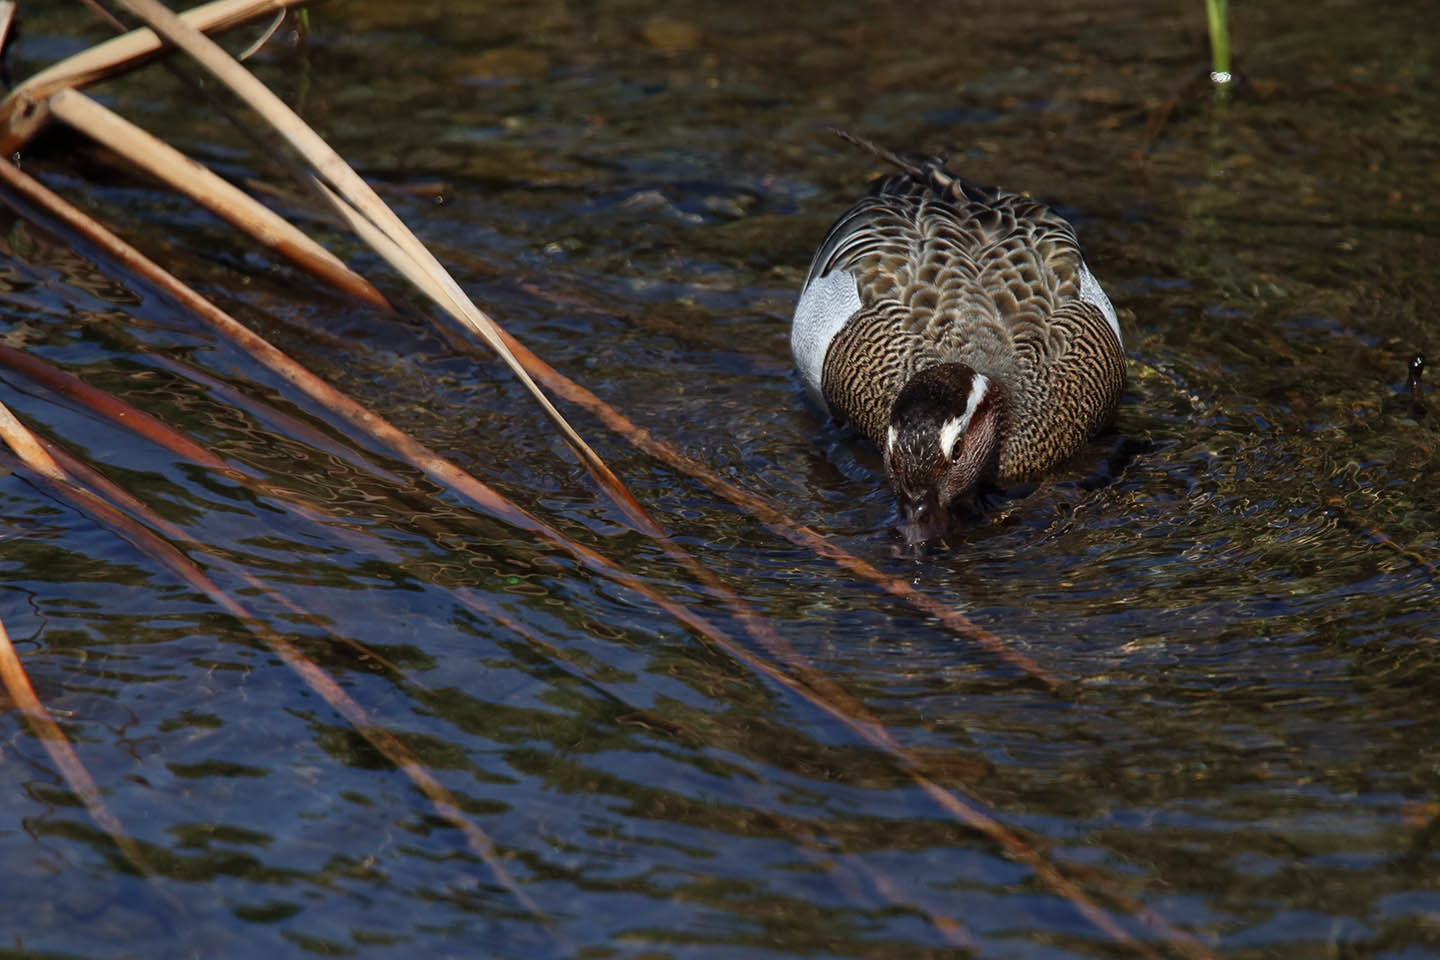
[791,130,1126,544]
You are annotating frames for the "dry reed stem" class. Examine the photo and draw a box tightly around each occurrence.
[46,88,388,308]
[0,609,153,877]
[0,343,228,471]
[0,0,307,154]
[0,3,14,55]
[0,409,549,934]
[0,397,64,479]
[111,0,654,533]
[236,7,287,61]
[134,348,406,484]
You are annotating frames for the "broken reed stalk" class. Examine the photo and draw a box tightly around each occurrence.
[0,398,64,478]
[0,397,550,934]
[0,0,308,154]
[45,87,388,307]
[109,0,654,534]
[235,6,288,61]
[0,611,154,878]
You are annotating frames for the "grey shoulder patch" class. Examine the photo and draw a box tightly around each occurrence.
[1077,261,1122,348]
[791,269,862,410]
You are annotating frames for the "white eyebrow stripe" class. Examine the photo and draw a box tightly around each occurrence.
[938,373,990,460]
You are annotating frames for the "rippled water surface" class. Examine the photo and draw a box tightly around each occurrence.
[3,1,1438,957]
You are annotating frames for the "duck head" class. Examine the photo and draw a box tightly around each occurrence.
[884,363,1008,546]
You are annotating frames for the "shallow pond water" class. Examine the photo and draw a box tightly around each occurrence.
[2,1,1438,957]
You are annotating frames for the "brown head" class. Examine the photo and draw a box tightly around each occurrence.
[884,363,1009,546]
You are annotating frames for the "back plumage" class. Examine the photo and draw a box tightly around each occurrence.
[791,131,1125,542]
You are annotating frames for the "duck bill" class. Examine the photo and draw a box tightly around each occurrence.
[897,494,949,548]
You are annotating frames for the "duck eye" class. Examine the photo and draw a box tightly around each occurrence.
[938,417,966,462]
[938,433,963,463]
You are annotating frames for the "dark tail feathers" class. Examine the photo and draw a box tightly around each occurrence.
[830,128,997,204]
[829,128,946,180]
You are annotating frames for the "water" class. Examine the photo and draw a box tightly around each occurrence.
[2,1,1438,957]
